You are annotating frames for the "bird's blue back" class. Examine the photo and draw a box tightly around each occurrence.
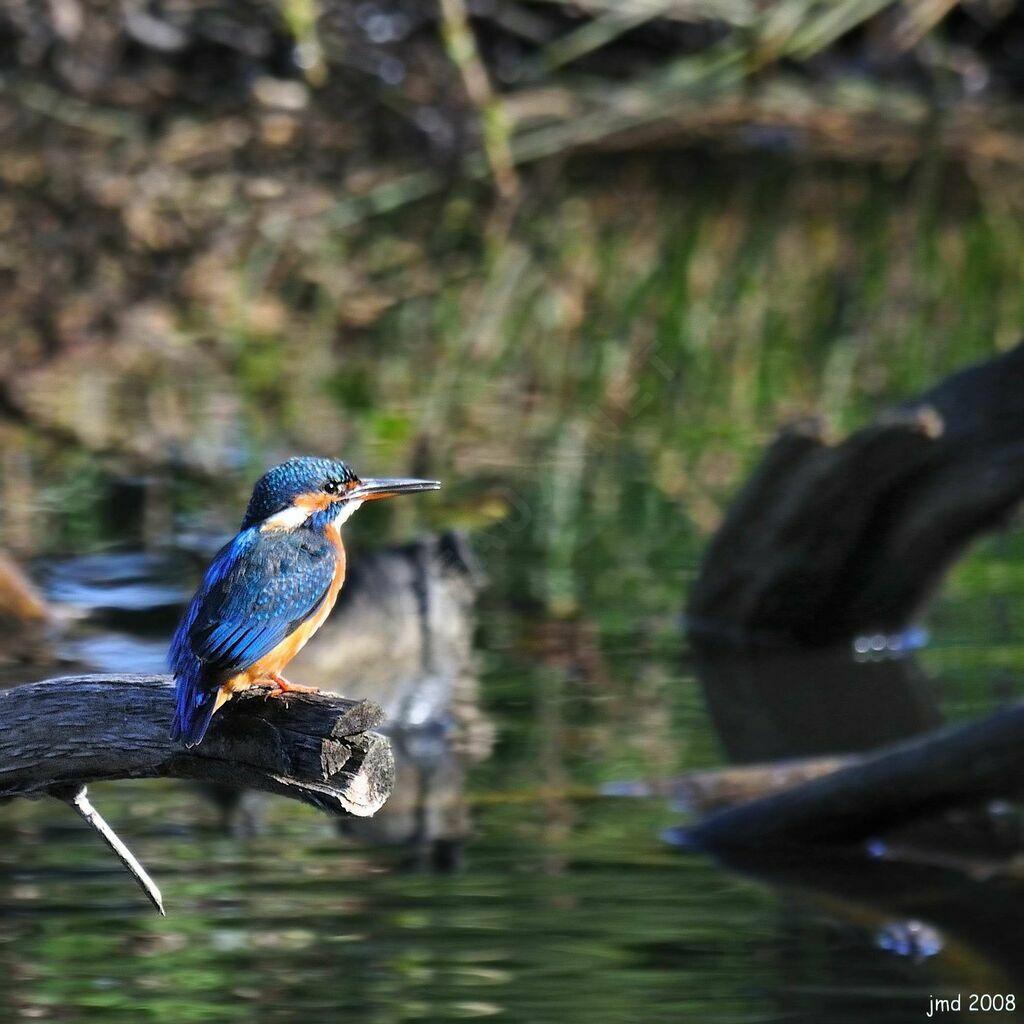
[169,524,337,745]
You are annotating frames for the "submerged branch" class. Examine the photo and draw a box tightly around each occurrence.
[687,700,1024,851]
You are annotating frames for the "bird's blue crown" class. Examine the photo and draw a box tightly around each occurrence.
[241,456,357,528]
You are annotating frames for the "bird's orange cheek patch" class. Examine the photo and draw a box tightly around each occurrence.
[261,491,338,531]
[294,492,335,513]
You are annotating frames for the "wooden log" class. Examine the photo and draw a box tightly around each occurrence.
[0,674,394,818]
[686,700,1024,850]
[0,673,394,911]
[688,343,1024,646]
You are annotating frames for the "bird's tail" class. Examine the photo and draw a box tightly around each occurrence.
[170,670,218,748]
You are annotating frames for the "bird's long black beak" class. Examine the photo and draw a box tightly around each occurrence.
[348,477,441,502]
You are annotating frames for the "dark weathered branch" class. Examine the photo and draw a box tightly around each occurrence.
[0,674,395,816]
[688,342,1024,646]
[687,700,1024,851]
[0,674,395,912]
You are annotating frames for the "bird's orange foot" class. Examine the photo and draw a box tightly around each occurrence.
[263,672,320,699]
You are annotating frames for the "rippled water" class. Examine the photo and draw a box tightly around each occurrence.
[2,516,1023,1023]
[4,164,1024,1021]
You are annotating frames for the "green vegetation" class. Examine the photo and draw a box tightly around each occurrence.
[3,3,1024,1017]
[2,158,1022,1019]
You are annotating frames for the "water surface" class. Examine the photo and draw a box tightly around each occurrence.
[3,164,1024,1022]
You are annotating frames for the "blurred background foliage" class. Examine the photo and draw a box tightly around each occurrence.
[2,1,1024,612]
[3,5,1024,1020]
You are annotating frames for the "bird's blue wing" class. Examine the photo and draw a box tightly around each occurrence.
[172,526,336,682]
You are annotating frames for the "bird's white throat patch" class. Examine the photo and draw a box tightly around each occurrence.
[261,499,364,532]
[332,498,363,527]
[261,505,309,531]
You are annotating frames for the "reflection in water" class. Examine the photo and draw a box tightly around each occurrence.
[34,550,192,677]
[688,640,1024,1001]
[29,529,494,867]
[713,844,1024,993]
[876,920,943,963]
[0,462,1022,1020]
[692,640,942,763]
[37,551,189,625]
[3,110,1024,1015]
[0,805,788,1024]
[292,530,494,866]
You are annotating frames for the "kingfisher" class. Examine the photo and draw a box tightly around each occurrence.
[169,456,440,747]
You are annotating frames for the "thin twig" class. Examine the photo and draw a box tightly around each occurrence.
[57,785,165,916]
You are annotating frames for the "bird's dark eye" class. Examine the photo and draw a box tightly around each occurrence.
[324,479,341,495]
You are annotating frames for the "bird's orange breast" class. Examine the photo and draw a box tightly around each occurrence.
[224,523,346,693]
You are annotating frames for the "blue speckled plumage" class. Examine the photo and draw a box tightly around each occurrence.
[170,457,352,746]
[241,457,357,530]
[169,456,439,747]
